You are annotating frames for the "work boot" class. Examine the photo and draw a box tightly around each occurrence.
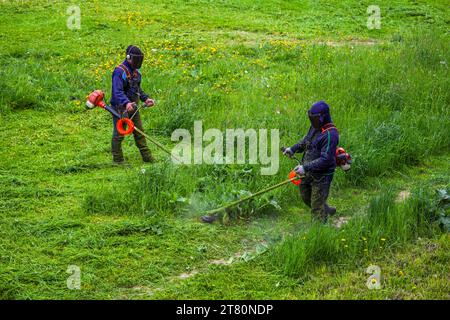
[325,204,337,216]
[141,151,155,163]
[201,214,218,224]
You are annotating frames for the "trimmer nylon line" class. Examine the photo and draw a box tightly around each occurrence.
[203,176,301,216]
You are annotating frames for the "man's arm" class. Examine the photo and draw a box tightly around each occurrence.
[290,138,307,154]
[139,87,149,102]
[112,69,131,108]
[290,127,313,154]
[137,70,150,102]
[303,131,338,172]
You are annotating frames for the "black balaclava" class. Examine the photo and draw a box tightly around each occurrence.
[308,100,332,129]
[126,45,144,69]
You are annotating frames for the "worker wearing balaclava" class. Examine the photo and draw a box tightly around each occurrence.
[283,101,339,222]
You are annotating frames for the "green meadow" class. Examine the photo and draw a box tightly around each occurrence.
[0,0,449,299]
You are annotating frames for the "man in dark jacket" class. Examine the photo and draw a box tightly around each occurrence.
[110,45,155,163]
[283,101,339,222]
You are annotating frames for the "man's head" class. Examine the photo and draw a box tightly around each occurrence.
[126,45,144,69]
[308,100,332,129]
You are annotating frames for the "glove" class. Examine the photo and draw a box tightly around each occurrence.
[125,102,136,113]
[283,147,294,158]
[294,165,305,177]
[144,98,155,107]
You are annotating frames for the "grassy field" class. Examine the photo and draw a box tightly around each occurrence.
[0,0,449,299]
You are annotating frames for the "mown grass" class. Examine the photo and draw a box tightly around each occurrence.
[0,0,449,299]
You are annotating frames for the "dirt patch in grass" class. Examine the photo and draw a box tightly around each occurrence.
[177,270,199,279]
[316,40,383,47]
[332,216,351,229]
[209,258,233,266]
[396,190,411,202]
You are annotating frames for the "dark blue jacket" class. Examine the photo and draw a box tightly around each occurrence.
[110,60,149,110]
[290,101,339,174]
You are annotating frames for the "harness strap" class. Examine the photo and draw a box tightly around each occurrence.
[117,64,131,79]
[321,123,338,133]
[117,64,138,80]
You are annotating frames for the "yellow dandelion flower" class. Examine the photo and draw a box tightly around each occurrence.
[371,278,377,284]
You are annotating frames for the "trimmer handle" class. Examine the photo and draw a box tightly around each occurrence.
[281,146,301,164]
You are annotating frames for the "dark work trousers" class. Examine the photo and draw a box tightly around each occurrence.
[299,173,334,222]
[111,111,153,163]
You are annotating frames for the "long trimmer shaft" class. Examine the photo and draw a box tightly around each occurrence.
[202,176,300,216]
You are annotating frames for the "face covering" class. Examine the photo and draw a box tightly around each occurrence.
[129,53,144,69]
[308,111,322,129]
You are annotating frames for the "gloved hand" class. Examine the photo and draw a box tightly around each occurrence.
[144,98,155,107]
[283,147,294,158]
[125,102,137,113]
[294,165,306,177]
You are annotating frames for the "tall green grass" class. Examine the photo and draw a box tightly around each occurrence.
[84,162,290,218]
[273,186,447,278]
[83,161,192,216]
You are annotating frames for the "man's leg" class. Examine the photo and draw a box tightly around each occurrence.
[310,174,333,223]
[112,115,125,163]
[131,112,154,163]
[323,174,335,216]
[299,175,312,208]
